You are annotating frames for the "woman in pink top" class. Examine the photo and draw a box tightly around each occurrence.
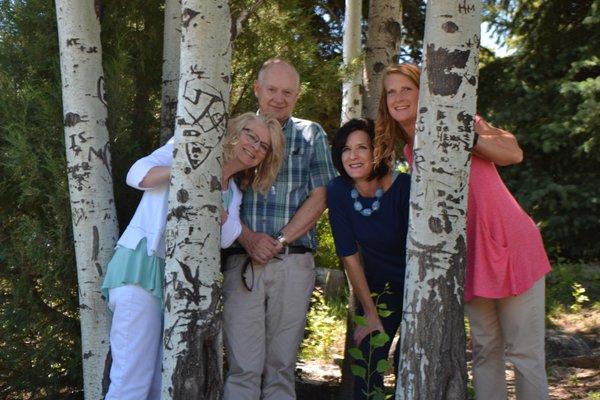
[374,63,551,400]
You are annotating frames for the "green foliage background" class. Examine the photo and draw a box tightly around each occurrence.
[0,0,597,397]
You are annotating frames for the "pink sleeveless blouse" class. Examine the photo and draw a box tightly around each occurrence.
[403,144,551,301]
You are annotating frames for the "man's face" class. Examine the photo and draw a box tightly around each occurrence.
[254,64,299,124]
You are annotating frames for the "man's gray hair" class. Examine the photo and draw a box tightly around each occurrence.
[257,58,300,88]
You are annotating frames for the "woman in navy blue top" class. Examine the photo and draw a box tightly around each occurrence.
[327,118,410,399]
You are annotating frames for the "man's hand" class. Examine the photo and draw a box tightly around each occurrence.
[238,227,281,264]
[354,312,385,346]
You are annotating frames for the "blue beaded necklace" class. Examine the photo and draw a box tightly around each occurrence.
[351,186,383,217]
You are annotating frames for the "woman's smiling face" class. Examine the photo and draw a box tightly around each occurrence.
[341,130,374,183]
[384,73,419,138]
[235,119,271,169]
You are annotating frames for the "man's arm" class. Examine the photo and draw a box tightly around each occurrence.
[278,186,327,245]
[472,116,523,166]
[237,186,328,264]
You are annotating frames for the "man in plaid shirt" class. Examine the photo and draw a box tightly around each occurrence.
[222,58,336,400]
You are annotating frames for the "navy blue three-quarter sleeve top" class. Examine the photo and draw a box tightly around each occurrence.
[327,173,411,291]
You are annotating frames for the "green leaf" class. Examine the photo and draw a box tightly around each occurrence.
[351,364,366,379]
[378,309,393,318]
[369,332,390,349]
[349,347,364,361]
[376,359,389,373]
[353,315,367,327]
[376,302,388,309]
[372,392,385,400]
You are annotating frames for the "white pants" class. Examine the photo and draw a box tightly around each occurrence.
[466,277,548,400]
[106,285,162,400]
[222,253,315,400]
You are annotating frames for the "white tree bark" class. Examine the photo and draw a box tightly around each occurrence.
[362,0,402,120]
[160,0,182,145]
[396,1,481,399]
[341,0,362,124]
[55,1,118,398]
[161,1,230,398]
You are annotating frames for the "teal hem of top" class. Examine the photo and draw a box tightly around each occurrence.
[101,238,165,303]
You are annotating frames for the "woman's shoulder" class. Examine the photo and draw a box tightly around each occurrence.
[327,175,351,191]
[327,176,352,205]
[391,171,411,188]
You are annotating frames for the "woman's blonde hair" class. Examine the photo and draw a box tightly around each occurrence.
[373,63,421,169]
[223,112,284,194]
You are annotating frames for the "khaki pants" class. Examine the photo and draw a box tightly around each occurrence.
[466,277,548,400]
[222,253,315,400]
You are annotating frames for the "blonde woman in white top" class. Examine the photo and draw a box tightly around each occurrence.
[102,113,284,400]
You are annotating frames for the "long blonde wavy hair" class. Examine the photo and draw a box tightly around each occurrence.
[223,112,284,194]
[373,63,421,169]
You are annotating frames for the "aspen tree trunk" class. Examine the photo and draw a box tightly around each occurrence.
[160,0,182,145]
[339,4,362,395]
[161,1,230,398]
[362,0,402,120]
[337,285,357,400]
[55,1,118,398]
[341,0,362,124]
[396,1,481,399]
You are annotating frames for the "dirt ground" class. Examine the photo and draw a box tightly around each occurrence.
[296,308,600,399]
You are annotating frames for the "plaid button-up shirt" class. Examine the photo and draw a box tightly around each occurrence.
[240,116,337,250]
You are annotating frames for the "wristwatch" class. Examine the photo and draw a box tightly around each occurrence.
[272,230,288,247]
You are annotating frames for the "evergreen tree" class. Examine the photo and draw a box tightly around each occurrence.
[479,0,600,260]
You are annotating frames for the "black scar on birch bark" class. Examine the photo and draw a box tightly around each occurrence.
[442,21,459,33]
[182,81,227,131]
[182,8,200,28]
[64,112,88,127]
[168,205,196,222]
[210,176,221,191]
[407,236,452,281]
[67,162,92,190]
[426,44,470,97]
[102,349,112,395]
[185,142,212,170]
[177,189,190,203]
[400,235,467,399]
[170,282,223,399]
[88,142,112,173]
[374,62,385,73]
[97,76,108,106]
[385,19,402,40]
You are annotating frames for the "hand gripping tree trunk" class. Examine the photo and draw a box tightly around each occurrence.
[161,1,230,398]
[396,1,481,399]
[55,1,118,398]
[362,0,402,120]
[159,0,182,145]
[341,0,362,124]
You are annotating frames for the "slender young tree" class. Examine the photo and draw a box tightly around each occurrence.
[396,1,481,399]
[362,0,402,120]
[341,0,362,123]
[337,7,363,394]
[160,0,182,145]
[161,1,231,398]
[55,1,118,398]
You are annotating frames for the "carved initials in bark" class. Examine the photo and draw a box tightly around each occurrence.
[181,81,227,132]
